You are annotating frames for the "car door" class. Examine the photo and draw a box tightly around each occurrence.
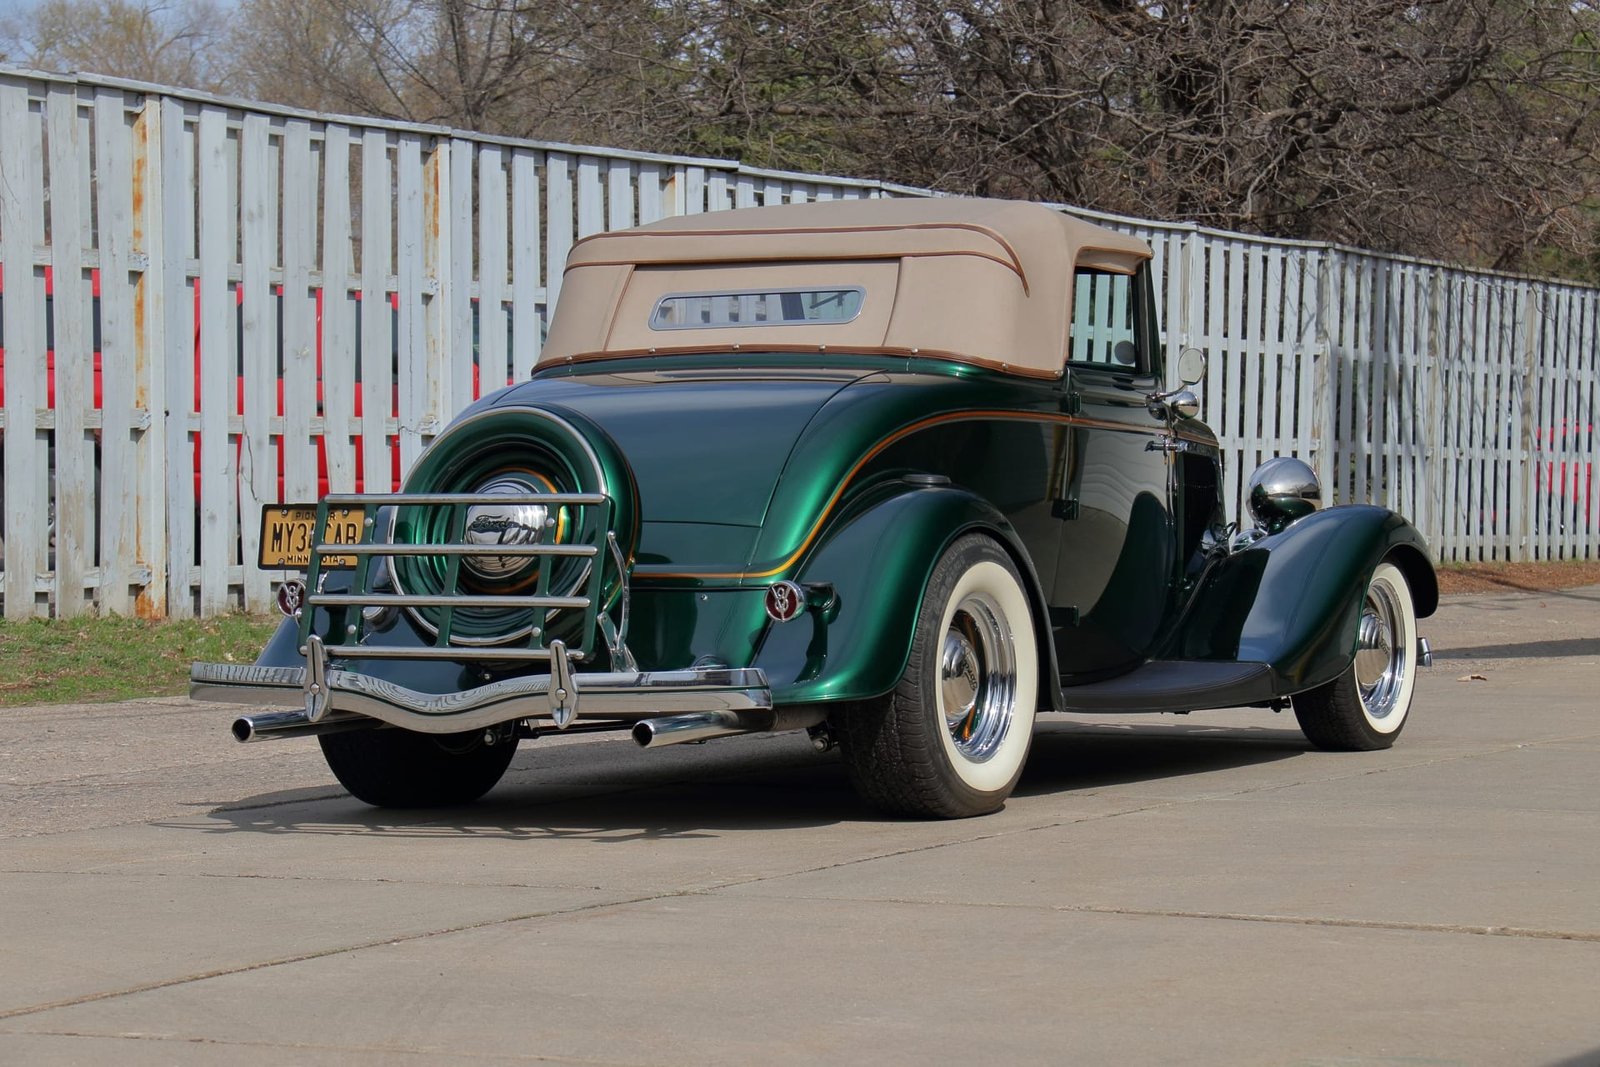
[1050,263,1178,678]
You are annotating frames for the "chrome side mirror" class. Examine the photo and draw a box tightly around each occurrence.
[1148,347,1206,422]
[1176,347,1207,387]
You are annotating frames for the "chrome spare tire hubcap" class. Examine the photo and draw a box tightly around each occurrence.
[939,594,1018,762]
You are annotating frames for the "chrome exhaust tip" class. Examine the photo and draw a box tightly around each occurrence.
[632,710,751,748]
[231,710,369,743]
[631,707,824,749]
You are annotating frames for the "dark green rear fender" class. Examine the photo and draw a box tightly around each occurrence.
[755,484,1061,709]
[256,615,303,666]
[1167,505,1437,694]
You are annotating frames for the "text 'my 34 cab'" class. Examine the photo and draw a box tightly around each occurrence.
[193,198,1437,818]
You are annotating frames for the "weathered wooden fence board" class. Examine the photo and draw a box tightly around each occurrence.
[46,84,92,616]
[94,87,141,616]
[238,111,274,611]
[320,124,356,504]
[1,65,1597,618]
[480,145,510,398]
[510,150,542,377]
[359,128,393,497]
[1,77,47,619]
[196,105,233,616]
[395,133,429,476]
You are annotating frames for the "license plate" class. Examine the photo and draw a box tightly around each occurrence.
[259,505,366,569]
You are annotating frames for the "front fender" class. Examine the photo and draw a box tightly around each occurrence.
[754,482,1059,708]
[1166,505,1437,694]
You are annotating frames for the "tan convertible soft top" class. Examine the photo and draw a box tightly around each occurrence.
[538,197,1152,378]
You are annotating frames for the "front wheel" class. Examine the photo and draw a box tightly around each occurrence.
[319,727,518,807]
[834,534,1039,818]
[1293,560,1419,751]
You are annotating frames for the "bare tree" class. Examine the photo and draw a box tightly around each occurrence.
[528,0,1600,271]
[666,0,1600,270]
[11,0,1599,274]
[913,0,1600,269]
[225,0,662,138]
[0,0,229,89]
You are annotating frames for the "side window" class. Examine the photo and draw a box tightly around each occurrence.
[1068,269,1141,369]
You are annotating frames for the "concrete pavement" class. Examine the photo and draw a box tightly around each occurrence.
[1,585,1597,1065]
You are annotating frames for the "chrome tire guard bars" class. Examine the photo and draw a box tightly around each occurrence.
[192,485,794,747]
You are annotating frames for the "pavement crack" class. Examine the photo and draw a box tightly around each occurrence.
[0,890,682,1023]
[691,800,1188,893]
[0,867,613,891]
[0,1028,648,1064]
[712,890,1600,943]
[1051,904,1600,942]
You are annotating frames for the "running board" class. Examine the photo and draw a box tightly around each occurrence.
[1058,660,1276,713]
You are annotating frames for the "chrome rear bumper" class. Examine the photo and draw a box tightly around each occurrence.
[192,634,774,742]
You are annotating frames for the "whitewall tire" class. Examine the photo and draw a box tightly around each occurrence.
[835,534,1040,818]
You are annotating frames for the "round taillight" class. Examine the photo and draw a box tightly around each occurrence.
[765,580,807,622]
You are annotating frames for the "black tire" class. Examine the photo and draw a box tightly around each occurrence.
[318,728,517,807]
[833,534,1039,818]
[1293,560,1419,751]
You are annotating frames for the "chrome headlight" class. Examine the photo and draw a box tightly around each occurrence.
[1246,456,1322,533]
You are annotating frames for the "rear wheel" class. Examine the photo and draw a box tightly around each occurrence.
[319,728,517,807]
[834,534,1039,818]
[1293,560,1418,751]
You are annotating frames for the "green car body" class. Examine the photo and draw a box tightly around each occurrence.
[197,197,1437,818]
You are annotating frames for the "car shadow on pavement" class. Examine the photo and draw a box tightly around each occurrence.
[1432,636,1600,661]
[1543,1047,1600,1067]
[184,737,863,839]
[177,720,1310,839]
[1018,719,1308,794]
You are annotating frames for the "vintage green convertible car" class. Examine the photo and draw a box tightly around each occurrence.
[193,197,1436,818]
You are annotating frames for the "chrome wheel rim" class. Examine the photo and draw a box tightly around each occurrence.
[940,592,1017,762]
[1354,579,1408,722]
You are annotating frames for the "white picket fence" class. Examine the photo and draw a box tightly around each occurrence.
[1,67,1596,619]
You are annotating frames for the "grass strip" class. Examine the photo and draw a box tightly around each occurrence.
[0,614,281,707]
